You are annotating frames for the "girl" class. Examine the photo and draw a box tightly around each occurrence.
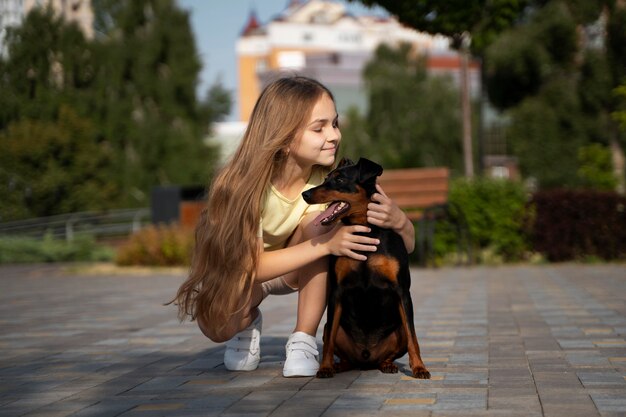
[172,76,415,377]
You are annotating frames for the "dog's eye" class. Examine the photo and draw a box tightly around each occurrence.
[335,177,346,184]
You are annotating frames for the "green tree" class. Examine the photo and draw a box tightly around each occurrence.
[0,7,93,129]
[506,78,587,188]
[0,8,107,220]
[88,0,229,206]
[0,1,231,220]
[484,0,626,190]
[353,0,626,191]
[485,1,578,110]
[0,106,116,220]
[341,43,463,172]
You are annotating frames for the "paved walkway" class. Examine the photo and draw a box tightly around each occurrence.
[0,263,625,417]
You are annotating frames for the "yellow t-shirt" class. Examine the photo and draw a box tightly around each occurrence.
[259,168,326,251]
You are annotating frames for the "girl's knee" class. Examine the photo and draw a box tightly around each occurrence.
[197,304,261,343]
[197,315,237,343]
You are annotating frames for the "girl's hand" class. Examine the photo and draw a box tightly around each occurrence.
[367,184,406,233]
[320,224,379,261]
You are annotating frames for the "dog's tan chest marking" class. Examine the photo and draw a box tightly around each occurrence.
[367,255,400,282]
[335,257,360,282]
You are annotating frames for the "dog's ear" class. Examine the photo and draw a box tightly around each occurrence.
[337,157,354,168]
[357,158,383,183]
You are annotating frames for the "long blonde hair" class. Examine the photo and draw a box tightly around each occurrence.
[172,76,334,333]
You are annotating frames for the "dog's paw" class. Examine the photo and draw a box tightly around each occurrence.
[379,361,398,374]
[412,367,431,379]
[316,366,335,378]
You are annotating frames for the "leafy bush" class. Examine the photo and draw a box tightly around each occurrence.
[0,234,114,264]
[116,225,193,266]
[528,189,626,261]
[432,178,530,263]
[577,144,618,191]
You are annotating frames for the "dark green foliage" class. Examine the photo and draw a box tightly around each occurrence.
[485,28,551,109]
[577,144,618,190]
[0,8,93,128]
[434,178,530,262]
[614,83,626,133]
[579,50,612,127]
[507,77,589,189]
[0,106,116,220]
[606,5,626,86]
[0,1,230,221]
[86,0,227,206]
[484,1,626,189]
[528,189,626,261]
[486,1,578,110]
[531,1,579,67]
[353,0,625,191]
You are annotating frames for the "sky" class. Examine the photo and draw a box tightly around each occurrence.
[177,0,388,121]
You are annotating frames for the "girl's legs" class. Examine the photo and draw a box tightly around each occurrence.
[202,212,329,375]
[281,212,330,377]
[282,212,329,336]
[219,283,265,372]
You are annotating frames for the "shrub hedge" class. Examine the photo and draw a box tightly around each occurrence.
[116,224,194,266]
[0,234,114,264]
[431,178,530,264]
[528,189,626,261]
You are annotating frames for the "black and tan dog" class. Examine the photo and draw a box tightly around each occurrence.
[302,158,430,379]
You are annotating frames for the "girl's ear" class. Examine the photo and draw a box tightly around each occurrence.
[337,157,354,168]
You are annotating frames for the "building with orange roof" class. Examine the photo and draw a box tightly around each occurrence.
[235,0,480,122]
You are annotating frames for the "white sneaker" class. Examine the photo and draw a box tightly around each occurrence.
[283,331,319,377]
[223,311,262,371]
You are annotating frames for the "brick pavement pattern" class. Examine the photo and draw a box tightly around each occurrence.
[0,263,625,417]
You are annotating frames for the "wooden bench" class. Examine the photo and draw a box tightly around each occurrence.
[379,167,471,266]
[379,167,450,222]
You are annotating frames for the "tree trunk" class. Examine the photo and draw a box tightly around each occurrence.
[610,137,625,194]
[460,34,474,178]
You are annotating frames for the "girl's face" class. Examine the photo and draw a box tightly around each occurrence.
[289,93,341,168]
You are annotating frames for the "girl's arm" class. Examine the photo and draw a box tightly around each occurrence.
[367,183,416,253]
[255,224,378,282]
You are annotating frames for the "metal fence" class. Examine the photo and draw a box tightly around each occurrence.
[0,208,151,241]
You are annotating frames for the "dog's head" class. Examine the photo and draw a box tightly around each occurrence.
[302,157,383,226]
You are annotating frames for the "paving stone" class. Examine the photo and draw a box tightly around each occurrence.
[488,394,542,413]
[541,404,600,417]
[1,264,625,417]
[591,392,626,413]
[533,371,585,389]
[577,371,626,388]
